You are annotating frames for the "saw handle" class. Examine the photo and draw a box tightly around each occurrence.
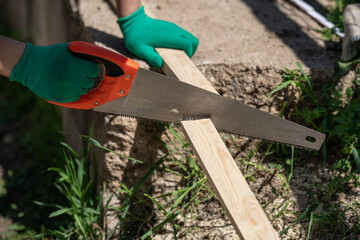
[47,41,139,109]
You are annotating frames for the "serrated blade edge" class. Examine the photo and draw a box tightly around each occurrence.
[94,69,325,150]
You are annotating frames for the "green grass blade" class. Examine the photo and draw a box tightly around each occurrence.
[46,167,64,173]
[74,214,88,239]
[141,211,180,240]
[277,173,290,191]
[76,159,85,189]
[168,184,197,215]
[288,146,294,182]
[144,193,167,214]
[62,184,80,213]
[280,201,320,236]
[81,135,143,164]
[33,201,63,209]
[306,211,314,240]
[266,80,293,97]
[352,147,360,173]
[70,184,82,199]
[60,141,79,159]
[49,208,71,218]
[132,156,166,194]
[274,201,290,218]
[295,62,308,79]
[294,82,317,104]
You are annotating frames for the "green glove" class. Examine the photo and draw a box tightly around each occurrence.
[117,6,199,68]
[10,42,99,103]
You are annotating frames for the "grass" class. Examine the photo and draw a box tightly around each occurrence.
[0,61,211,238]
[1,61,359,238]
[0,119,212,240]
[92,124,212,239]
[262,62,360,239]
[36,140,103,240]
[20,59,358,239]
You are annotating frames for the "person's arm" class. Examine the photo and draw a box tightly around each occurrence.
[115,0,142,17]
[0,35,26,77]
[0,35,99,103]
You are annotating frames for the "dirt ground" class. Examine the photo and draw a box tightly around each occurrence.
[1,0,359,239]
[73,0,359,239]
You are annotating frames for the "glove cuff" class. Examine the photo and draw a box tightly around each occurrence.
[9,43,54,91]
[117,6,147,35]
[9,42,33,86]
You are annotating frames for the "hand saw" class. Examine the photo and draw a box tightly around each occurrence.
[49,41,325,150]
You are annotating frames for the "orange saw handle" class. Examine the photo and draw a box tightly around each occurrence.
[48,41,139,109]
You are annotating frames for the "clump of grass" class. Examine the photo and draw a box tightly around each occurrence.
[37,130,151,239]
[266,62,360,238]
[269,62,360,172]
[102,124,213,239]
[34,140,104,240]
[1,116,211,239]
[139,126,213,239]
[35,123,212,239]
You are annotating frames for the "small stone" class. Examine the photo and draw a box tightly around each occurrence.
[219,87,227,94]
[2,134,14,144]
[294,193,309,211]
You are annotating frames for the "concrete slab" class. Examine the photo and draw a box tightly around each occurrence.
[77,0,339,116]
[143,0,340,71]
[79,0,340,72]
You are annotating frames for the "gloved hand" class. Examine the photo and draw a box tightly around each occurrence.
[10,42,99,103]
[335,4,360,75]
[117,6,199,68]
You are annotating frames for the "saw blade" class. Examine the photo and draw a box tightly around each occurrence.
[93,69,325,150]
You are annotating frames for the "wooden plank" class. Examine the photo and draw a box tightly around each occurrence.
[181,119,279,239]
[144,6,279,240]
[156,49,218,94]
[157,48,279,239]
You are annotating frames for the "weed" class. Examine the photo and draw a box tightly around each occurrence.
[34,139,104,240]
[266,62,360,238]
[102,124,213,239]
[268,62,360,171]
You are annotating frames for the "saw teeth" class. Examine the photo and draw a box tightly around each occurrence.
[103,113,316,151]
[116,114,175,126]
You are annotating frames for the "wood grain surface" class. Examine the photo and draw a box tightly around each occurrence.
[154,48,279,239]
[182,119,279,239]
[141,4,279,239]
